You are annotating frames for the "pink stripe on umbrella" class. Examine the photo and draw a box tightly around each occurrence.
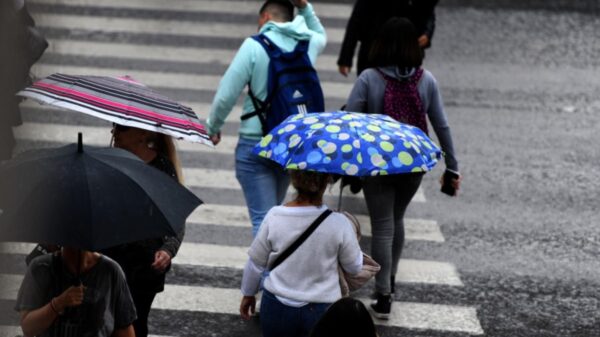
[35,82,206,131]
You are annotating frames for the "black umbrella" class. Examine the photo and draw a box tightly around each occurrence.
[0,133,203,251]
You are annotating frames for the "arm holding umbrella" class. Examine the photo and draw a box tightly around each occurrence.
[17,248,136,337]
[20,285,84,337]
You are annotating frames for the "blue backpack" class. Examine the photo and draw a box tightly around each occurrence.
[242,33,325,135]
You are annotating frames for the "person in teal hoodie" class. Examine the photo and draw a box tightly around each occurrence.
[206,0,327,237]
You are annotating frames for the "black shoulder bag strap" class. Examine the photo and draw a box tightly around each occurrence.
[269,209,332,271]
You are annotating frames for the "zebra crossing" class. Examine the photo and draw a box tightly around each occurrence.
[0,0,484,335]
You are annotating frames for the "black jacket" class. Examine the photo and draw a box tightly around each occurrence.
[337,0,438,74]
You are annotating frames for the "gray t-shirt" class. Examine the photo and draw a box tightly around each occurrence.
[15,254,137,337]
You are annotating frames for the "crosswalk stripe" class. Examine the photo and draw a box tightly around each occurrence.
[29,0,353,20]
[0,326,22,337]
[155,285,482,334]
[31,64,353,101]
[183,168,426,204]
[42,39,342,74]
[14,122,236,153]
[12,122,428,203]
[32,13,347,43]
[188,204,439,241]
[0,205,440,258]
[0,239,459,287]
[175,242,463,286]
[0,275,477,333]
[0,274,23,301]
[358,299,484,334]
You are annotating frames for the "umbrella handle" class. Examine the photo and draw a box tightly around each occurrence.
[337,182,343,211]
[77,133,83,153]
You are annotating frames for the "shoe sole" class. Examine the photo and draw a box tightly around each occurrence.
[368,306,390,320]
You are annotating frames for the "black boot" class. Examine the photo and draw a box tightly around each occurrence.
[369,293,392,320]
[390,275,396,295]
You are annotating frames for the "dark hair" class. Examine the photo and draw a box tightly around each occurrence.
[368,17,423,70]
[290,170,332,206]
[310,298,378,337]
[259,0,294,22]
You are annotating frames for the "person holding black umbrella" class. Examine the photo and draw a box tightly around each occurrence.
[15,247,136,337]
[103,124,185,337]
[1,133,201,337]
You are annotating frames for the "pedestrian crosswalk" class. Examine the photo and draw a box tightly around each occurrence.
[1,0,484,336]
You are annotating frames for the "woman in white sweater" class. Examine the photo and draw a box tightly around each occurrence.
[240,170,363,337]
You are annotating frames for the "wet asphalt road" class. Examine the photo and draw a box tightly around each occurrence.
[406,4,600,336]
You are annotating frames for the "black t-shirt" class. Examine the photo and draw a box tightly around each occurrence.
[14,254,137,337]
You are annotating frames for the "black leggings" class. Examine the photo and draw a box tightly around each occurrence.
[362,173,424,294]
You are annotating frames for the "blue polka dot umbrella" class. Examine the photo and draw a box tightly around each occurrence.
[253,111,442,176]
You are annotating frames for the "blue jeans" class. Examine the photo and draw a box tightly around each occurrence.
[260,289,330,337]
[235,137,290,237]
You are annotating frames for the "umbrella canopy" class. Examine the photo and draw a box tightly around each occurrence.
[0,134,203,251]
[17,73,212,146]
[253,111,442,176]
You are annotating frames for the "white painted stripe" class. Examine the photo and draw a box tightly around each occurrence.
[43,39,344,74]
[33,13,346,43]
[31,64,353,101]
[396,260,462,286]
[0,325,22,337]
[0,209,440,260]
[30,0,353,20]
[184,168,425,204]
[359,299,484,334]
[13,122,235,154]
[12,123,428,203]
[154,285,481,333]
[0,274,23,301]
[0,243,36,255]
[175,242,461,286]
[189,204,439,241]
[1,274,474,333]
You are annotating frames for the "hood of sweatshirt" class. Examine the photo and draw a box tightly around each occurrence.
[259,15,313,41]
[378,66,418,80]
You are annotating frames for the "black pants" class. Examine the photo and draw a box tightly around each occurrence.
[130,288,157,337]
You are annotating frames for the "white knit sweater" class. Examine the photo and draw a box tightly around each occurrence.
[246,205,362,304]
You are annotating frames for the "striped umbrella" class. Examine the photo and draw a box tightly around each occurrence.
[18,73,212,146]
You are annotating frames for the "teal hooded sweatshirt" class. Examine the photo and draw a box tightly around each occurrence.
[206,3,326,140]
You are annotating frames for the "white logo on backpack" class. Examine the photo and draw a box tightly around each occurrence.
[292,90,304,99]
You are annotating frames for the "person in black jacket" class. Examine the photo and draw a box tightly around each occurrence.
[103,124,185,337]
[337,0,438,77]
[0,0,48,160]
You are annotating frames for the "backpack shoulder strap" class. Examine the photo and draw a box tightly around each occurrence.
[409,68,424,84]
[251,33,282,57]
[293,39,309,54]
[269,209,333,271]
[241,34,280,122]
